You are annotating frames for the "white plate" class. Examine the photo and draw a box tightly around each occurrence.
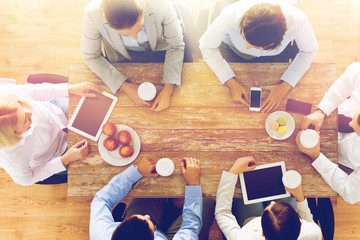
[98,124,141,166]
[265,111,295,140]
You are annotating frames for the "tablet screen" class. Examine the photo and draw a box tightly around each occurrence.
[68,91,117,141]
[243,165,286,200]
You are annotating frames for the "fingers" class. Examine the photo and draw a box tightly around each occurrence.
[295,131,303,146]
[73,139,86,148]
[181,159,186,174]
[151,99,159,111]
[301,118,310,130]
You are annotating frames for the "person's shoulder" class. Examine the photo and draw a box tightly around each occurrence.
[84,0,102,15]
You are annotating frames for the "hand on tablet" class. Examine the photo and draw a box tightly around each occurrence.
[138,157,158,177]
[68,82,103,97]
[284,178,305,202]
[228,156,256,175]
[119,82,151,106]
[61,139,89,166]
[151,84,174,112]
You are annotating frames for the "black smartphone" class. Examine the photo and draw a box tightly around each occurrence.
[249,87,262,111]
[286,99,312,115]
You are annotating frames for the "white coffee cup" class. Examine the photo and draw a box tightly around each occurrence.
[137,82,157,101]
[282,170,302,189]
[156,158,175,177]
[300,129,319,148]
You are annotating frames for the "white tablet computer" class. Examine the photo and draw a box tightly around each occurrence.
[68,91,118,142]
[239,161,290,205]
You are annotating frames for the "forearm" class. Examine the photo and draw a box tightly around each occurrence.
[312,153,360,204]
[215,171,241,238]
[173,185,203,238]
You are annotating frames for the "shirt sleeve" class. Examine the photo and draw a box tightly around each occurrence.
[296,199,315,223]
[215,171,252,240]
[173,185,203,239]
[199,16,236,85]
[17,83,69,101]
[280,16,318,87]
[160,0,185,86]
[80,6,128,94]
[3,155,66,186]
[317,62,360,116]
[90,165,143,239]
[312,153,360,204]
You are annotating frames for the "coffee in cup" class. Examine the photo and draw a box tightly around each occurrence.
[299,129,319,148]
[282,170,301,189]
[156,158,174,177]
[137,82,157,101]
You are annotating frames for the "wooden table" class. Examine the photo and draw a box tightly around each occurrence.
[68,62,338,198]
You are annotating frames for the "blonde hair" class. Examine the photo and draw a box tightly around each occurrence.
[0,96,32,148]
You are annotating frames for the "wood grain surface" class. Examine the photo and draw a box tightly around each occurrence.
[68,62,338,197]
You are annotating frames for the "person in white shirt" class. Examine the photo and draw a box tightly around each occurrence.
[0,82,102,186]
[199,0,318,113]
[216,156,322,240]
[296,62,360,204]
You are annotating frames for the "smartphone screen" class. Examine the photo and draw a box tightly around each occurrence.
[250,88,262,111]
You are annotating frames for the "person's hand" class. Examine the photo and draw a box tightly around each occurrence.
[301,109,327,131]
[120,82,151,106]
[261,82,292,113]
[226,78,249,106]
[68,82,103,97]
[228,156,256,175]
[181,157,201,186]
[295,130,321,161]
[151,84,174,112]
[61,139,89,166]
[285,177,305,202]
[137,157,158,177]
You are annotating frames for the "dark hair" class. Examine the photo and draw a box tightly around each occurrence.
[102,0,142,29]
[261,202,301,240]
[111,215,154,240]
[240,3,286,50]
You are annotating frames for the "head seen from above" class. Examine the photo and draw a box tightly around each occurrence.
[102,0,144,39]
[240,3,287,50]
[261,201,301,240]
[111,214,154,240]
[0,96,33,149]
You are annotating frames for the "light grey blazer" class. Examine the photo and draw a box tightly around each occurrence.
[81,0,185,94]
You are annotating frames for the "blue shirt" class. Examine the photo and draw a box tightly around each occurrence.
[89,165,203,239]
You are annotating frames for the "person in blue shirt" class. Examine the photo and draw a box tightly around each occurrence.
[90,157,213,240]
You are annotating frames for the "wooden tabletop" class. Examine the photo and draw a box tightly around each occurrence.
[68,62,338,198]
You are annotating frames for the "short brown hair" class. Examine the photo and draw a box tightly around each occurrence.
[261,202,301,240]
[102,0,142,29]
[240,3,286,50]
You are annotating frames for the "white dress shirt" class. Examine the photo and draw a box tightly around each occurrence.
[215,171,322,240]
[313,62,360,204]
[199,0,318,87]
[0,83,68,186]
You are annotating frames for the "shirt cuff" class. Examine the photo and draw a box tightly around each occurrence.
[123,165,143,183]
[185,185,202,198]
[296,198,309,209]
[311,153,329,174]
[280,68,300,88]
[53,156,67,172]
[317,98,337,116]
